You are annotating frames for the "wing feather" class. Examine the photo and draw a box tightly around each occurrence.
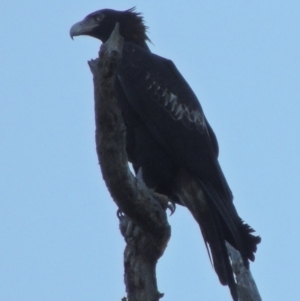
[118,43,219,169]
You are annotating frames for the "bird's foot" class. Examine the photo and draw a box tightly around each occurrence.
[152,192,176,215]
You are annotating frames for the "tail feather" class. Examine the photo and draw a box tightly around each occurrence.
[201,181,261,266]
[180,186,238,301]
[175,172,260,301]
[196,201,238,301]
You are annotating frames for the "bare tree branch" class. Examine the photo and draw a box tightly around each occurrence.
[88,23,171,301]
[226,243,262,301]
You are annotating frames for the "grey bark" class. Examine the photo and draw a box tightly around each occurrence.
[226,243,262,301]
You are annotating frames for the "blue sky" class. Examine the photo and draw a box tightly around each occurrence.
[1,1,300,300]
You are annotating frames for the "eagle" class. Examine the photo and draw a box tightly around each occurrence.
[70,8,260,301]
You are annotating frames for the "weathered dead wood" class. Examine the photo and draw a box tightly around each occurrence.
[226,243,262,301]
[88,24,171,301]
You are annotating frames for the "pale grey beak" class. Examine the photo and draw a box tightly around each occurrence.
[70,18,98,39]
[70,22,84,39]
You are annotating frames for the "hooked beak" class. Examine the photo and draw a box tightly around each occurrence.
[70,18,98,39]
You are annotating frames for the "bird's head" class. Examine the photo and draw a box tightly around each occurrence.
[70,8,149,48]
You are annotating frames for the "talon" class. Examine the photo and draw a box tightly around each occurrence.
[117,209,125,219]
[167,201,176,215]
[153,192,176,215]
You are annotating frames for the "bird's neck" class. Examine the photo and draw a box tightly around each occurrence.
[121,34,149,50]
[119,19,150,50]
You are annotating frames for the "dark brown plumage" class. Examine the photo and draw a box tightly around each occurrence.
[70,8,261,301]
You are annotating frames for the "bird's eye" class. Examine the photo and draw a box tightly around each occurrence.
[95,14,104,22]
